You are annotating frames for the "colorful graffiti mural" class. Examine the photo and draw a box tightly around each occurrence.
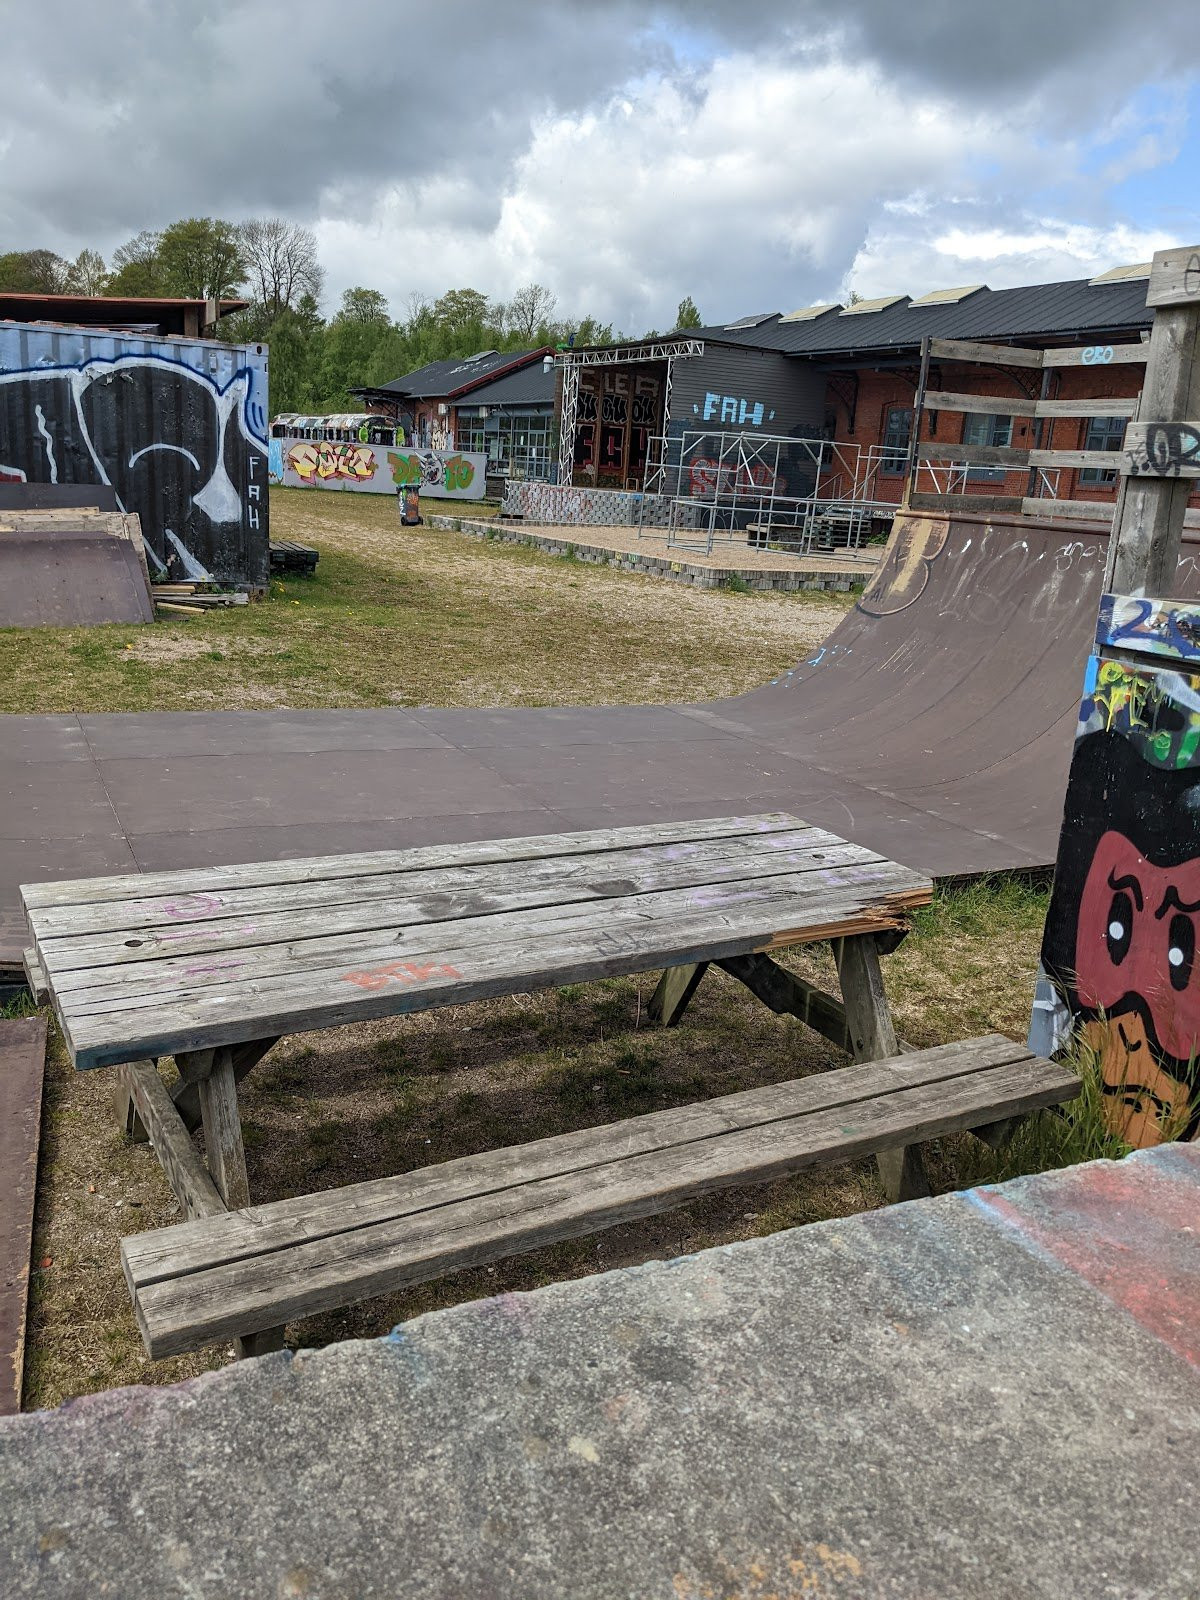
[275,433,483,499]
[0,324,269,585]
[1034,618,1200,1147]
[287,440,377,483]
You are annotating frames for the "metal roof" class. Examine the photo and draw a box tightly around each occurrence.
[0,291,247,330]
[362,347,550,401]
[451,360,556,410]
[690,276,1153,361]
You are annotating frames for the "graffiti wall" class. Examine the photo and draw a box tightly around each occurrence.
[274,436,484,499]
[1033,595,1200,1147]
[0,321,269,586]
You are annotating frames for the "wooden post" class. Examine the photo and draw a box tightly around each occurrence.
[835,934,929,1203]
[901,335,932,509]
[177,1047,251,1210]
[648,962,709,1027]
[1107,245,1200,595]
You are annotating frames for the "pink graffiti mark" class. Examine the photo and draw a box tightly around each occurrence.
[156,922,259,944]
[183,958,247,977]
[162,893,225,919]
[342,959,463,991]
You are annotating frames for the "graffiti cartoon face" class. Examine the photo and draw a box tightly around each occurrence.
[1074,829,1200,1143]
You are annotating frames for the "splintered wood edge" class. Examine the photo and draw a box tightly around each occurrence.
[758,889,932,951]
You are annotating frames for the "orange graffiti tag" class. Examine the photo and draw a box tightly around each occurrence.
[342,960,463,990]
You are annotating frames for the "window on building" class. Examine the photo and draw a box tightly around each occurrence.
[880,406,912,475]
[1079,415,1128,486]
[963,412,1013,482]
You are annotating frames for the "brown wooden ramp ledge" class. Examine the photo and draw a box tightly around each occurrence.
[0,1017,47,1415]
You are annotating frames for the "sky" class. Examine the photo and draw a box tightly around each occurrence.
[2,0,1199,331]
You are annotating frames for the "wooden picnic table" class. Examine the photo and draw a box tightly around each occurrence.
[20,812,983,1356]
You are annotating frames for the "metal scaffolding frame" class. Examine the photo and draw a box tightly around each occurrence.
[643,429,902,556]
[553,339,703,486]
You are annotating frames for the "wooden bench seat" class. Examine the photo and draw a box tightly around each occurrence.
[122,1034,1078,1359]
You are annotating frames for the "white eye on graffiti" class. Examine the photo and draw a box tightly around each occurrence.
[1108,919,1126,942]
[1169,945,1185,967]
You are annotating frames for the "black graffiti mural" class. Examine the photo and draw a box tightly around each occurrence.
[0,353,269,585]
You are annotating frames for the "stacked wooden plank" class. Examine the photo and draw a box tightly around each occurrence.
[151,584,248,616]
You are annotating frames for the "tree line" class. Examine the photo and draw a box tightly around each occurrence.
[0,218,704,417]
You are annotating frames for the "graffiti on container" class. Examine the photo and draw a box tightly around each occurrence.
[0,351,267,582]
[694,392,777,428]
[388,450,475,493]
[1035,661,1200,1146]
[287,440,376,483]
[688,457,783,497]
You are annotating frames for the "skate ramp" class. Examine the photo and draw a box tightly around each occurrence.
[0,518,153,628]
[3,509,1189,973]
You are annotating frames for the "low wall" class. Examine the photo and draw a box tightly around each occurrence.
[270,438,485,500]
[502,480,698,528]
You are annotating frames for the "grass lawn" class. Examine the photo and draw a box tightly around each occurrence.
[7,489,1069,1409]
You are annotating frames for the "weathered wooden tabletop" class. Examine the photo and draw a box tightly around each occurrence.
[22,813,933,1072]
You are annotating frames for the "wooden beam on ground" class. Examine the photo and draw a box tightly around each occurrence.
[114,1060,225,1222]
[0,1018,47,1414]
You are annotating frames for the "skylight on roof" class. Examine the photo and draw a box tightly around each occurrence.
[1088,263,1152,285]
[907,284,985,307]
[779,303,841,322]
[465,349,499,362]
[838,294,906,316]
[722,313,775,330]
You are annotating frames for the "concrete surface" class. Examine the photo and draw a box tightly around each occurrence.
[1,1142,1196,1599]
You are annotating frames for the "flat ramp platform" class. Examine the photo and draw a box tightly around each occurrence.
[4,509,1197,971]
[1,1142,1195,1597]
[0,518,153,628]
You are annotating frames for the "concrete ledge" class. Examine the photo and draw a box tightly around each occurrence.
[2,1143,1196,1597]
[427,514,873,593]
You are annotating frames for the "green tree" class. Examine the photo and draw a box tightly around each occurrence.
[315,286,395,408]
[675,295,702,329]
[239,217,324,318]
[502,282,557,341]
[157,217,247,301]
[64,249,107,295]
[0,249,67,292]
[105,230,165,295]
[432,287,490,346]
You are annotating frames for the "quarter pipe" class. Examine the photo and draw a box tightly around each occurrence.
[4,510,1195,975]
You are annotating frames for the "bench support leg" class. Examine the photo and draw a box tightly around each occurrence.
[649,962,709,1027]
[835,934,930,1204]
[717,953,852,1054]
[178,1047,251,1210]
[235,1326,286,1360]
[172,1037,278,1134]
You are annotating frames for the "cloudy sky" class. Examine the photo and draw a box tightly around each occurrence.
[3,0,1199,330]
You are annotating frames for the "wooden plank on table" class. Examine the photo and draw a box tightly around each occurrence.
[27,826,861,945]
[915,442,1029,467]
[921,391,1037,417]
[124,1034,1028,1282]
[1146,245,1200,309]
[20,814,801,911]
[38,838,887,985]
[114,1061,224,1222]
[0,1018,46,1414]
[1028,449,1122,470]
[56,870,934,1069]
[125,1049,1079,1357]
[1034,397,1139,419]
[1041,344,1148,368]
[926,338,1044,369]
[907,493,1025,513]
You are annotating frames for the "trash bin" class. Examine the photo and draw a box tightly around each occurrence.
[398,486,422,526]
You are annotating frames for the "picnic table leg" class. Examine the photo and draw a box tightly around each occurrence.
[835,934,930,1204]
[176,1048,250,1210]
[649,962,709,1027]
